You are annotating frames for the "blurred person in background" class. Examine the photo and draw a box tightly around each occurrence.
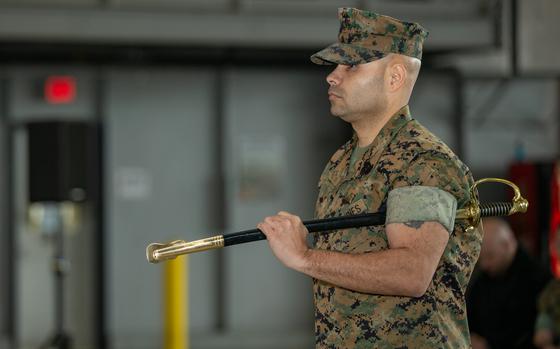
[467,217,551,349]
[534,230,560,349]
[257,7,482,348]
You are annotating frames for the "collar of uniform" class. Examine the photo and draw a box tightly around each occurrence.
[373,105,412,143]
[322,105,412,186]
[347,105,412,179]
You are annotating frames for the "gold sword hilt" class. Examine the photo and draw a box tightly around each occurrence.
[456,177,529,231]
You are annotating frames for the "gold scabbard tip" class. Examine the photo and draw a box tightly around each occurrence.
[146,243,166,263]
[146,240,186,263]
[146,236,225,264]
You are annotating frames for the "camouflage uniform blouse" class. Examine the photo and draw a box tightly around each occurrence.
[536,278,560,337]
[313,105,482,348]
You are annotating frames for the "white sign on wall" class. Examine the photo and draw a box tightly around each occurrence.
[114,167,153,200]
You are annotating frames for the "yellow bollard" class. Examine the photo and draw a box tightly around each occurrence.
[163,255,189,349]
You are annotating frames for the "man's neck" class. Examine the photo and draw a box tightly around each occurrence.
[352,104,406,147]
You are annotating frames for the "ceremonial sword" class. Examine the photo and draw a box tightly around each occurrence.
[146,178,528,264]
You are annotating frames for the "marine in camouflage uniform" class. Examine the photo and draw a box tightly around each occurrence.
[534,232,560,346]
[257,7,482,349]
[535,278,560,345]
[312,106,479,348]
[310,8,481,348]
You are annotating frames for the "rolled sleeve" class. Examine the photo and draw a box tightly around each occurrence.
[386,186,457,233]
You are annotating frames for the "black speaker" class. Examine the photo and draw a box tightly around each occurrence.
[27,121,101,203]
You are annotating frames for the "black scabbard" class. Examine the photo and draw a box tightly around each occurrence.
[224,212,387,247]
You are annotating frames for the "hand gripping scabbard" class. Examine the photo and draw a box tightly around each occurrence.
[146,178,528,264]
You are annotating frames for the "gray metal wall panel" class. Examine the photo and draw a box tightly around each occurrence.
[104,68,217,348]
[410,74,458,152]
[519,0,560,73]
[223,67,347,340]
[0,75,10,348]
[465,79,559,174]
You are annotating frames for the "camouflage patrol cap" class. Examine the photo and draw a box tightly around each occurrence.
[311,8,429,65]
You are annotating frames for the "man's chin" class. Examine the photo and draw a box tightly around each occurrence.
[330,107,344,118]
[330,109,352,122]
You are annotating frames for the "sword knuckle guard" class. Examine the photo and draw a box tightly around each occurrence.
[462,177,529,231]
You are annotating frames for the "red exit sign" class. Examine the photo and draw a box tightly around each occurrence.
[44,76,76,104]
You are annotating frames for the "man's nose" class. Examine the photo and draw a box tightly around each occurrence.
[326,65,343,86]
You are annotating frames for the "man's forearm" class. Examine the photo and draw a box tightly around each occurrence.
[257,215,447,297]
[297,247,434,297]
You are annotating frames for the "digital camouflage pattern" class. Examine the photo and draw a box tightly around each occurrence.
[311,8,429,66]
[313,105,482,348]
[536,279,560,335]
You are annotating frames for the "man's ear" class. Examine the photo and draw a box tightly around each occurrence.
[387,63,407,92]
